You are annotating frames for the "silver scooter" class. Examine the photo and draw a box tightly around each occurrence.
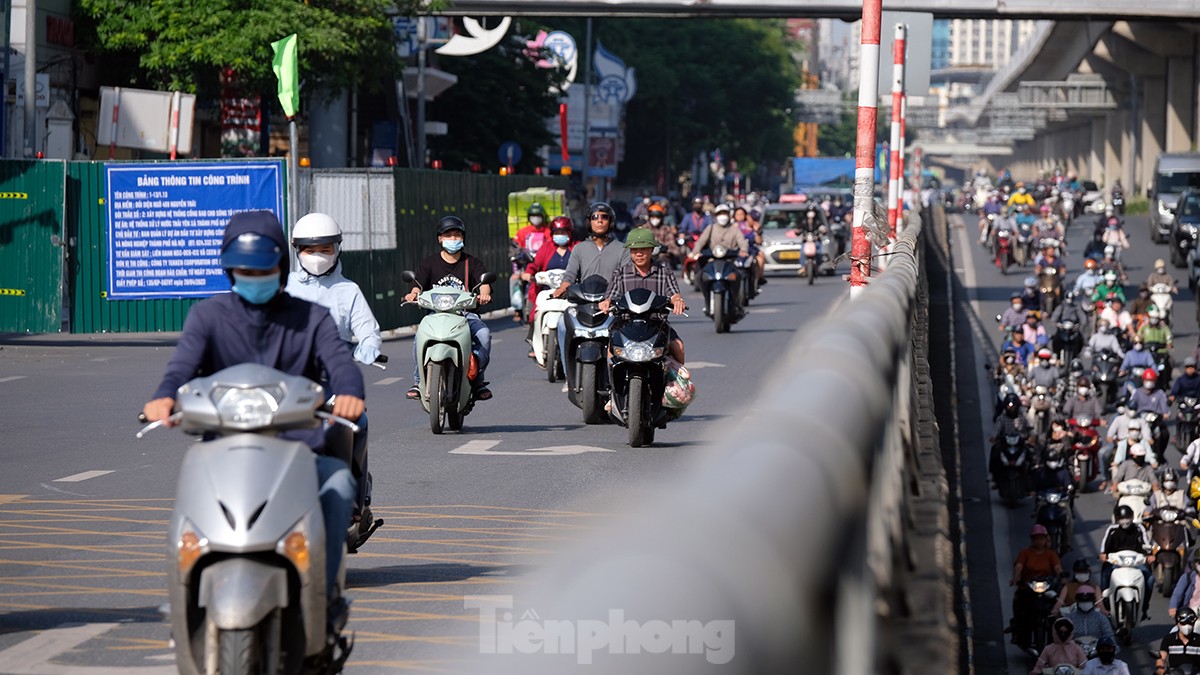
[139,363,357,675]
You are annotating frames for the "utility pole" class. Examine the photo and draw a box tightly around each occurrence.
[849,0,882,298]
[22,0,35,157]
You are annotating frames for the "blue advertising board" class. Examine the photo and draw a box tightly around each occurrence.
[106,161,284,299]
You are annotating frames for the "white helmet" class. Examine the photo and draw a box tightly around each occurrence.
[292,213,343,276]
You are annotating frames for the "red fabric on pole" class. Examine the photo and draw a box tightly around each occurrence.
[559,103,570,163]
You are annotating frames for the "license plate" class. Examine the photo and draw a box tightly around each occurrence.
[777,250,801,261]
[803,243,817,256]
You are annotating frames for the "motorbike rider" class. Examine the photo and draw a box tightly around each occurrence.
[679,196,711,237]
[1063,378,1106,424]
[1146,259,1179,295]
[1092,270,1126,305]
[1057,559,1109,616]
[991,393,1033,480]
[1100,219,1131,260]
[1100,503,1156,620]
[1157,607,1200,675]
[597,227,687,364]
[1080,635,1129,675]
[1110,426,1159,483]
[1138,311,1174,352]
[1033,617,1087,675]
[1051,292,1088,340]
[1119,336,1156,378]
[1002,326,1036,366]
[1023,311,1050,347]
[1099,245,1128,284]
[1035,241,1067,278]
[1075,258,1105,297]
[1029,349,1060,388]
[1129,368,1170,418]
[1000,293,1031,333]
[1170,555,1200,618]
[1100,297,1134,340]
[1148,468,1188,513]
[689,203,750,316]
[980,191,1004,245]
[141,210,364,609]
[646,203,684,268]
[1129,284,1154,319]
[1110,443,1159,494]
[1020,276,1043,313]
[512,203,552,323]
[1171,357,1200,406]
[1085,320,1125,359]
[733,205,766,286]
[522,216,577,353]
[285,212,381,534]
[631,189,654,221]
[1009,523,1064,650]
[404,216,494,401]
[1008,181,1036,210]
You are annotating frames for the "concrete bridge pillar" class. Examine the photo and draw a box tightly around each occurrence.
[1141,76,1167,192]
[1091,119,1105,185]
[1166,55,1196,152]
[1105,111,1126,192]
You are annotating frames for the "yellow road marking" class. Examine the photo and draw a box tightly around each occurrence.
[0,495,26,504]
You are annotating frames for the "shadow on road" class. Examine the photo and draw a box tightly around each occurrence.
[0,605,164,634]
[347,562,533,589]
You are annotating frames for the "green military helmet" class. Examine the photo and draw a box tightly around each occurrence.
[624,228,658,249]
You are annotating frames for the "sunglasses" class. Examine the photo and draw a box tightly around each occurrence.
[590,214,612,221]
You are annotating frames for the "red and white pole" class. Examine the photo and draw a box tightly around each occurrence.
[849,0,882,297]
[108,87,121,160]
[886,24,906,241]
[168,91,181,160]
[897,92,908,235]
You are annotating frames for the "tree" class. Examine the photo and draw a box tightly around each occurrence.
[552,18,801,187]
[74,0,416,98]
[427,31,568,173]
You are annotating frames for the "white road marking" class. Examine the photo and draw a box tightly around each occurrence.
[53,470,114,483]
[0,622,175,674]
[89,358,111,363]
[0,375,26,383]
[374,377,404,386]
[684,361,726,369]
[449,440,615,456]
[752,308,781,314]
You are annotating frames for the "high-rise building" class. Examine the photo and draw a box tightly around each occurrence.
[947,19,1039,69]
[931,20,951,72]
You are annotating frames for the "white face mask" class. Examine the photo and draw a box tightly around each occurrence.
[1074,573,1089,582]
[529,216,544,225]
[715,215,730,226]
[1076,601,1095,612]
[1145,381,1155,390]
[299,251,337,276]
[1077,387,1089,397]
[1183,624,1195,637]
[649,217,662,226]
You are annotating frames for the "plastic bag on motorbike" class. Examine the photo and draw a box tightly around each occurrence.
[662,357,697,412]
[1190,474,1200,501]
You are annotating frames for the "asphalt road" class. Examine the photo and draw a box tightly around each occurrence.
[951,209,1198,674]
[0,265,845,673]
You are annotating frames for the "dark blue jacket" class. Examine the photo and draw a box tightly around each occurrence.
[1172,568,1199,612]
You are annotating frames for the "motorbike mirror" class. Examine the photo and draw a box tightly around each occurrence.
[995,314,1003,322]
[400,270,417,284]
[478,271,499,286]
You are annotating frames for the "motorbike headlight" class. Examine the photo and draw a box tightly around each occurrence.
[1163,509,1179,522]
[713,245,728,258]
[1046,492,1062,504]
[176,520,208,576]
[1029,580,1049,593]
[212,385,282,427]
[614,340,661,363]
[430,293,457,311]
[547,271,566,287]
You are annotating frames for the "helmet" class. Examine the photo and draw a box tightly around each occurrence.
[1024,276,1037,289]
[1031,523,1048,537]
[1144,368,1158,383]
[623,228,657,250]
[1187,357,1198,368]
[1114,504,1135,520]
[712,203,731,215]
[437,215,466,236]
[550,216,573,235]
[527,202,546,217]
[1129,443,1146,458]
[1037,348,1053,360]
[1155,258,1166,269]
[1084,258,1097,270]
[647,203,667,217]
[1180,608,1198,626]
[291,213,343,248]
[1103,270,1117,282]
[587,201,615,223]
[1095,635,1115,652]
[220,212,285,271]
[1011,291,1024,301]
[1072,558,1091,572]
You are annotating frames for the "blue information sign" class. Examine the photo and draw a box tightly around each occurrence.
[106,161,285,300]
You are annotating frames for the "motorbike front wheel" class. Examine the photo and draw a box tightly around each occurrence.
[545,335,559,383]
[427,362,447,434]
[1120,599,1137,644]
[627,375,652,447]
[581,362,603,424]
[713,293,727,334]
[1161,563,1179,598]
[218,628,260,675]
[806,259,815,285]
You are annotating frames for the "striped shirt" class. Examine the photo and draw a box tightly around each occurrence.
[607,262,681,302]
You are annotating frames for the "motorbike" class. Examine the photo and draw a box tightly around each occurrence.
[1015,575,1062,657]
[1116,479,1153,524]
[995,229,1014,274]
[1148,505,1190,597]
[1091,350,1121,409]
[996,433,1031,508]
[1015,221,1034,266]
[401,270,499,434]
[736,254,758,305]
[698,246,745,333]
[142,364,358,675]
[1119,366,1151,409]
[1141,411,1169,460]
[1150,283,1175,326]
[678,232,702,290]
[1053,321,1082,373]
[1035,487,1074,556]
[1104,549,1148,644]
[1038,267,1063,316]
[1069,416,1102,492]
[561,274,615,424]
[509,247,535,325]
[1112,189,1125,215]
[1147,341,1174,390]
[1178,396,1200,452]
[529,269,571,382]
[1030,385,1056,442]
[606,288,677,447]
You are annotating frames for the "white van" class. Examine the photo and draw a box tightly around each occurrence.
[1150,153,1200,242]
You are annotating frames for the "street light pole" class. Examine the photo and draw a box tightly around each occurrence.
[416,17,426,168]
[849,0,882,298]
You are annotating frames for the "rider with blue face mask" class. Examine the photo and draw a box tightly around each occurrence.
[142,210,363,612]
[404,216,494,401]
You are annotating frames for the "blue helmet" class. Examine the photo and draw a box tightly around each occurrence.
[220,211,285,271]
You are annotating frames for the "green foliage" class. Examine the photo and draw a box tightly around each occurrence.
[818,111,857,158]
[74,0,419,98]
[1126,197,1149,215]
[428,37,567,173]
[553,18,802,185]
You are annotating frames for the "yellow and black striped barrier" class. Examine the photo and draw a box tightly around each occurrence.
[0,288,26,296]
[0,192,28,200]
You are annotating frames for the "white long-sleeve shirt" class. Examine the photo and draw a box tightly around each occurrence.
[286,266,382,364]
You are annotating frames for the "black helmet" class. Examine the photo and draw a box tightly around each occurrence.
[1114,504,1134,521]
[437,216,466,236]
[527,202,546,217]
[1072,558,1090,572]
[1095,636,1116,654]
[586,202,615,236]
[1179,608,1198,625]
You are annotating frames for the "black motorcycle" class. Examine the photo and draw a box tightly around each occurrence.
[698,246,744,333]
[1179,397,1200,452]
[1147,341,1174,390]
[996,433,1031,508]
[1053,321,1082,372]
[736,254,758,305]
[607,288,676,447]
[1112,188,1126,215]
[1143,411,1170,458]
[1092,349,1122,408]
[1149,505,1190,597]
[561,275,614,424]
[1013,575,1062,656]
[1035,487,1073,555]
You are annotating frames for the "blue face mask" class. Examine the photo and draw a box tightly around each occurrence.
[231,271,280,304]
[442,239,464,253]
[553,234,570,246]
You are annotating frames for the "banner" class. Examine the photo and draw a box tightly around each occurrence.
[106,161,285,299]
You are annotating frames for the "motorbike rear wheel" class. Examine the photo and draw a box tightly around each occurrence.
[427,362,447,435]
[627,375,652,447]
[545,335,559,383]
[218,628,260,675]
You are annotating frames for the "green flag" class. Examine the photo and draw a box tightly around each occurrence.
[271,33,299,118]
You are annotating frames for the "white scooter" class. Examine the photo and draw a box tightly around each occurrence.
[140,364,358,675]
[1116,479,1153,524]
[530,269,571,382]
[1104,549,1148,644]
[1149,283,1175,325]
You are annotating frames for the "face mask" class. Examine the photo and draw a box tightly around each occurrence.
[1145,381,1155,390]
[1078,387,1088,397]
[1134,343,1144,351]
[1151,318,1160,325]
[1012,303,1022,311]
[298,251,336,276]
[442,239,464,253]
[1077,601,1095,612]
[1157,267,1165,273]
[1126,408,1137,418]
[231,271,281,305]
[529,216,543,226]
[1098,652,1114,665]
[1165,482,1177,491]
[1119,518,1133,528]
[716,215,730,226]
[552,234,570,246]
[1183,624,1195,637]
[649,217,662,226]
[694,205,704,213]
[642,198,651,205]
[1133,457,1145,466]
[1074,573,1089,583]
